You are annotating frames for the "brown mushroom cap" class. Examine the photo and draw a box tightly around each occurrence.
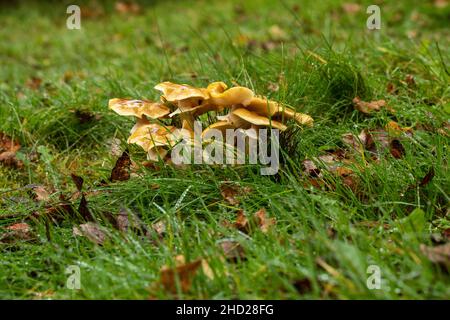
[154,81,209,102]
[109,98,170,119]
[230,108,287,131]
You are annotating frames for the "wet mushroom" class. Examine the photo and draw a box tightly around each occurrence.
[246,96,313,126]
[230,108,287,131]
[109,98,170,119]
[155,82,211,131]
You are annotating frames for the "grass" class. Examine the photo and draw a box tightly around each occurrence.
[0,0,449,299]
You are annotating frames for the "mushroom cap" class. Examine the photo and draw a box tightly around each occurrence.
[109,98,170,119]
[246,96,313,126]
[147,146,169,162]
[277,108,313,126]
[209,86,254,106]
[207,82,228,95]
[127,123,176,148]
[154,81,209,102]
[246,96,281,116]
[201,120,235,138]
[230,108,287,131]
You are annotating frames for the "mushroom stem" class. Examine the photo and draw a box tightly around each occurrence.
[180,113,195,131]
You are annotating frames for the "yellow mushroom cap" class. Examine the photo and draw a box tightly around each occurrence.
[278,108,313,126]
[246,96,281,116]
[127,123,176,148]
[154,81,209,102]
[109,98,170,119]
[206,82,228,95]
[209,86,254,106]
[230,108,287,131]
[201,120,235,138]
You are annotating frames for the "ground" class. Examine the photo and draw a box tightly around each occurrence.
[0,0,449,299]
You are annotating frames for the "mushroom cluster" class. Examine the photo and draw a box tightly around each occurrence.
[109,81,313,162]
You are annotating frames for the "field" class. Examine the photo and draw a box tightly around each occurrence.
[0,0,449,299]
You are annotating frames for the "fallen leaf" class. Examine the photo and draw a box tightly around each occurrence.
[160,257,202,293]
[293,278,313,295]
[1,222,33,243]
[152,220,166,237]
[31,289,54,300]
[110,151,131,182]
[73,222,107,245]
[26,76,42,90]
[405,74,416,86]
[28,185,51,202]
[115,208,146,234]
[218,239,246,262]
[70,173,84,192]
[70,174,94,221]
[115,1,141,14]
[420,243,450,268]
[386,82,398,95]
[434,0,448,8]
[389,139,405,159]
[219,183,252,206]
[385,121,413,136]
[71,109,101,124]
[234,210,250,232]
[342,3,361,14]
[419,167,435,187]
[0,132,22,168]
[254,208,276,233]
[353,97,393,114]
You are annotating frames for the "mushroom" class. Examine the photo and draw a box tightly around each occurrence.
[201,120,235,138]
[155,82,212,131]
[245,96,313,126]
[208,86,254,106]
[109,98,170,119]
[127,121,178,161]
[230,108,287,131]
[110,80,314,163]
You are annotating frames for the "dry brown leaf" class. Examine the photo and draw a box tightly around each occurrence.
[26,77,42,90]
[254,208,276,233]
[219,183,252,206]
[151,220,166,237]
[233,210,250,233]
[420,243,450,268]
[0,132,22,168]
[218,239,246,262]
[1,223,33,243]
[342,3,361,14]
[160,257,202,293]
[389,139,405,159]
[73,222,107,245]
[29,185,51,202]
[293,278,313,295]
[115,1,141,14]
[353,97,393,114]
[110,150,131,182]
